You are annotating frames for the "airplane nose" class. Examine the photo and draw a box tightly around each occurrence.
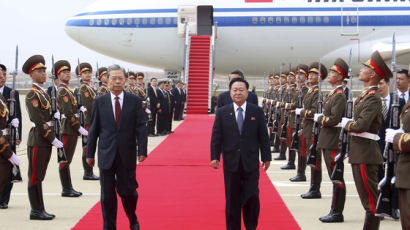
[65,19,81,44]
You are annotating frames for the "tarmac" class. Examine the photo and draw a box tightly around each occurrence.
[0,95,401,230]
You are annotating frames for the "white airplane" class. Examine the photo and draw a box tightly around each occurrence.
[65,0,410,76]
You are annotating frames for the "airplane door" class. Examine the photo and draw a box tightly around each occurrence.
[177,6,197,37]
[341,5,359,36]
[197,6,213,36]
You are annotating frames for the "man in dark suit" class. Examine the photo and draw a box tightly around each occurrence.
[396,69,410,103]
[217,70,259,108]
[86,64,148,230]
[46,77,59,98]
[342,79,350,100]
[211,78,271,230]
[147,78,161,136]
[0,64,22,209]
[377,77,405,220]
[172,81,183,121]
[156,80,170,135]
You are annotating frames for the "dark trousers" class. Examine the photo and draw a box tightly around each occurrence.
[167,109,173,131]
[100,153,138,230]
[150,106,158,135]
[351,164,379,215]
[223,160,260,230]
[0,163,13,205]
[398,188,410,230]
[174,103,181,121]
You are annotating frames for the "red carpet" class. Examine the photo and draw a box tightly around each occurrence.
[72,115,300,230]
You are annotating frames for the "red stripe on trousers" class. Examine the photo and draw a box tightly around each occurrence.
[331,150,337,169]
[60,135,68,170]
[288,126,292,148]
[360,164,376,214]
[301,133,305,157]
[31,147,38,185]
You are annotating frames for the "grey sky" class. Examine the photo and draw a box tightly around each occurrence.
[0,0,160,73]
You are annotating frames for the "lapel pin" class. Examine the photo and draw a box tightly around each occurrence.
[251,117,256,120]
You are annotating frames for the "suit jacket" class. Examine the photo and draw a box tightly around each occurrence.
[87,92,148,170]
[210,103,271,172]
[158,89,170,113]
[343,87,350,101]
[2,86,22,138]
[217,90,258,108]
[171,87,183,104]
[378,93,405,152]
[393,100,410,188]
[147,86,160,106]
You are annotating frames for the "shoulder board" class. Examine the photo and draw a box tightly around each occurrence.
[368,90,376,95]
[314,88,319,92]
[337,89,343,94]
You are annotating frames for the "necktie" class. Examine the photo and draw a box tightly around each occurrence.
[401,93,406,101]
[382,98,388,120]
[115,96,121,127]
[237,107,244,133]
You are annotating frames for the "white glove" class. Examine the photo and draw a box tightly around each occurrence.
[78,126,89,136]
[295,108,303,115]
[8,153,20,166]
[80,106,87,113]
[145,108,151,114]
[276,102,280,108]
[53,111,60,120]
[341,117,353,129]
[314,113,323,122]
[285,103,290,109]
[52,138,64,148]
[11,118,19,128]
[385,128,404,143]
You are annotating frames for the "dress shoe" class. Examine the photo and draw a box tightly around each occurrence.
[290,174,306,182]
[62,188,83,197]
[30,209,55,220]
[391,209,400,220]
[319,212,344,223]
[83,173,99,180]
[281,164,296,170]
[274,155,286,160]
[0,203,8,209]
[301,190,321,199]
[130,222,140,230]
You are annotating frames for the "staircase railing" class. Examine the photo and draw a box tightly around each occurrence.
[183,22,191,112]
[208,23,217,113]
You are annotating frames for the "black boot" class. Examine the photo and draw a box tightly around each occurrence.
[319,183,344,222]
[59,167,82,197]
[274,141,287,160]
[281,149,296,169]
[301,167,321,199]
[319,210,344,223]
[28,184,54,220]
[363,212,380,230]
[82,156,99,180]
[290,155,307,182]
[272,135,281,153]
[289,174,306,182]
[301,189,321,199]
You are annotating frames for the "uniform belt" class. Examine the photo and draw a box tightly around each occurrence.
[350,132,380,141]
[31,121,54,127]
[61,114,79,119]
[1,128,10,136]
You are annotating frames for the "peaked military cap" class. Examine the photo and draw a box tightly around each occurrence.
[330,58,349,79]
[54,60,71,77]
[309,62,328,79]
[289,67,297,77]
[96,67,108,79]
[296,64,309,77]
[136,72,145,79]
[268,74,274,80]
[22,55,46,74]
[127,71,136,79]
[363,50,392,79]
[75,62,92,75]
[274,73,280,79]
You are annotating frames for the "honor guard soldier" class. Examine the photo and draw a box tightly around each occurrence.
[290,64,309,182]
[55,60,88,197]
[275,72,288,160]
[126,71,137,95]
[23,55,64,220]
[386,99,410,229]
[97,67,109,95]
[341,51,392,229]
[271,74,281,153]
[76,62,99,180]
[297,62,327,199]
[281,68,298,169]
[314,58,348,222]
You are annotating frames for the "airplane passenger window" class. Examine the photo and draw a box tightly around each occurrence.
[173,18,177,24]
[351,16,357,24]
[300,17,305,24]
[97,19,102,26]
[315,16,321,24]
[142,18,148,25]
[268,17,274,24]
[308,16,313,24]
[252,17,258,24]
[284,17,289,24]
[150,18,155,24]
[135,18,140,25]
[89,19,94,26]
[292,17,297,24]
[276,17,281,24]
[260,17,266,24]
[112,18,117,26]
[166,18,171,24]
[127,18,132,25]
[119,18,124,25]
[158,18,163,24]
[324,16,329,24]
[104,19,109,26]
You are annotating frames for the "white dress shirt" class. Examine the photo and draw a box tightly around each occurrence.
[381,94,391,111]
[0,85,4,95]
[110,91,124,118]
[397,89,409,103]
[233,101,246,121]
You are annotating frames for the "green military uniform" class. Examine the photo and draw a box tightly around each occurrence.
[290,64,309,182]
[271,76,281,153]
[393,101,410,230]
[76,63,98,180]
[96,67,109,96]
[316,58,348,222]
[23,55,56,220]
[300,62,327,199]
[345,51,390,229]
[275,73,288,160]
[55,60,83,197]
[126,72,137,95]
[0,95,13,200]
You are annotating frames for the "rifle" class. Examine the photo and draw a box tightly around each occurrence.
[307,62,323,167]
[291,65,303,150]
[331,49,353,183]
[272,66,283,135]
[51,55,68,163]
[96,62,100,97]
[280,65,292,142]
[76,59,87,147]
[376,34,398,218]
[9,45,22,183]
